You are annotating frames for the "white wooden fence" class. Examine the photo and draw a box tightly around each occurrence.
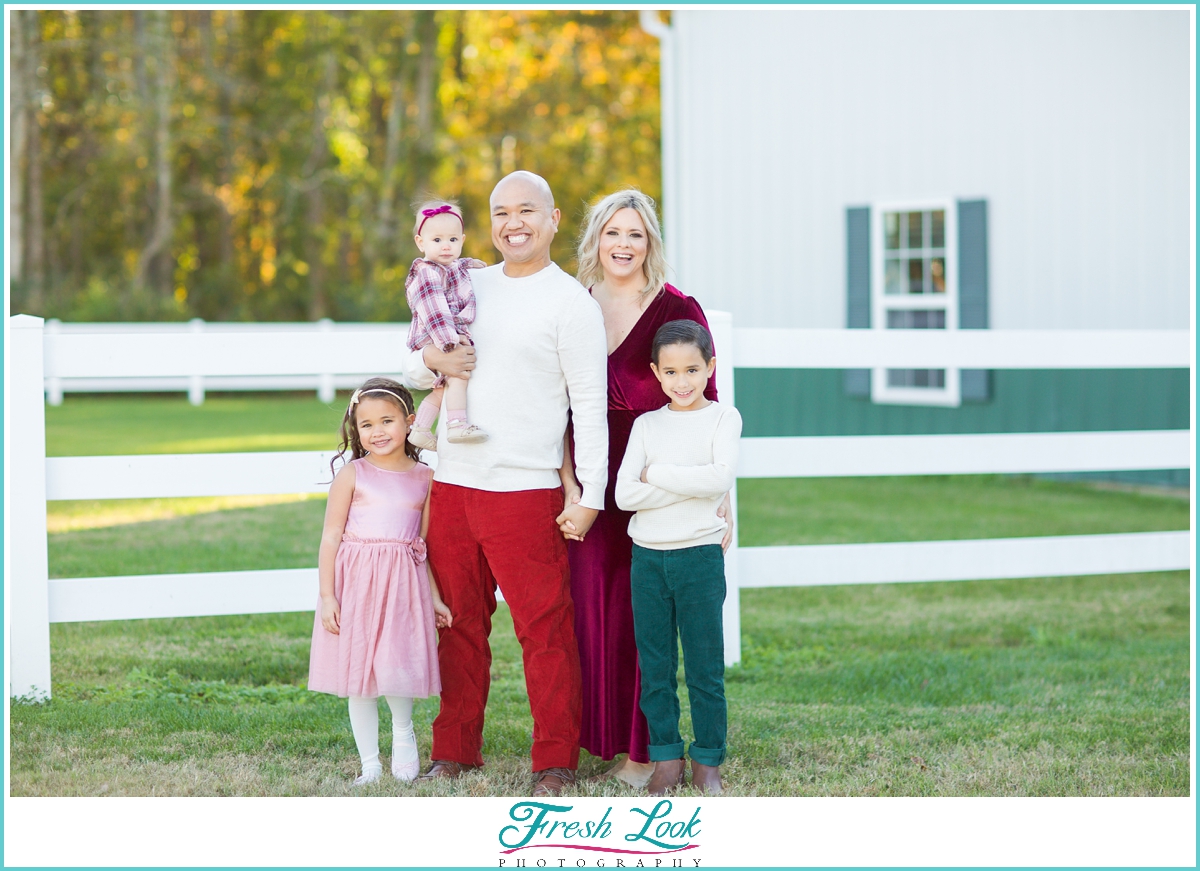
[41,318,401,405]
[7,313,1191,699]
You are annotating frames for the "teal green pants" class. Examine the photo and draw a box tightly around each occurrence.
[630,543,727,766]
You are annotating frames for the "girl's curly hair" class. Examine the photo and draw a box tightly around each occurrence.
[330,376,420,478]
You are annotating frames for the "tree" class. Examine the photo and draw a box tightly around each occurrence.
[11,10,662,322]
[133,10,175,296]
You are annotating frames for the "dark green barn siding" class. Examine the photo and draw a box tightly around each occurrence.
[735,367,1190,487]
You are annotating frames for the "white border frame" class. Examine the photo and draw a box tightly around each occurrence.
[871,197,961,406]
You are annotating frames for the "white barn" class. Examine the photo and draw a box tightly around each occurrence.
[643,9,1190,480]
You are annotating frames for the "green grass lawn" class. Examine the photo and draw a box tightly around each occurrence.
[738,474,1188,545]
[12,394,1191,796]
[45,393,356,456]
[11,572,1188,796]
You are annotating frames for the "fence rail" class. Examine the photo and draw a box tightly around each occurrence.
[44,430,1192,503]
[9,313,1192,698]
[42,319,407,404]
[43,322,1192,406]
[733,328,1190,368]
[48,530,1190,624]
[738,431,1190,478]
[739,531,1191,588]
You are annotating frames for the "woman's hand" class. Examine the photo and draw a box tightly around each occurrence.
[433,598,453,629]
[561,478,583,515]
[557,503,599,541]
[557,439,585,540]
[320,594,341,634]
[717,491,734,553]
[557,484,592,541]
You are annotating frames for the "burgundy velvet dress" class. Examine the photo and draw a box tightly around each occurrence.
[568,284,719,763]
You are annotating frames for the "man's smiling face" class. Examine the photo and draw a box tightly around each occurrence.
[489,172,560,278]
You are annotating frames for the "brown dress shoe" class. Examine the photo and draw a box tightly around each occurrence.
[416,759,481,781]
[690,761,723,795]
[532,767,576,797]
[646,758,686,796]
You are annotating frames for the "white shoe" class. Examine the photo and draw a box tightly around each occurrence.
[445,421,488,444]
[354,764,383,786]
[392,727,420,782]
[392,758,420,782]
[408,427,439,452]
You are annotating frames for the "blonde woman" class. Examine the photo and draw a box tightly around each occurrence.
[559,189,732,787]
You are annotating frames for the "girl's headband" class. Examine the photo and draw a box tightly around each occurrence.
[349,388,409,413]
[417,204,463,235]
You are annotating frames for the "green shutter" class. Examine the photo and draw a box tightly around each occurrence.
[958,199,991,402]
[844,206,871,397]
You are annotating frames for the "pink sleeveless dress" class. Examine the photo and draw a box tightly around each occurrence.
[307,458,441,699]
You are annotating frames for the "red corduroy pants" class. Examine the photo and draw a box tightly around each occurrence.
[426,482,582,771]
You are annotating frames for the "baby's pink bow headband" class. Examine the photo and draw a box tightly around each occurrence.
[417,204,464,235]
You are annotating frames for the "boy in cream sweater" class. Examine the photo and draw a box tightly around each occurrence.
[615,319,742,796]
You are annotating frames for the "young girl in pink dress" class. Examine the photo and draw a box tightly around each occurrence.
[404,199,489,451]
[308,377,452,786]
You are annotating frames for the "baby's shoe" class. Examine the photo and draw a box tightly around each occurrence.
[353,763,383,787]
[408,426,438,452]
[392,725,421,782]
[445,421,488,444]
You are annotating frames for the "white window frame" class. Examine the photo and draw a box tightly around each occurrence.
[870,198,961,407]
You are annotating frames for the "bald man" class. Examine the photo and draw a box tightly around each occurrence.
[402,171,608,797]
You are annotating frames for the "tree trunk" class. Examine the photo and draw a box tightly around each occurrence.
[201,11,235,281]
[134,10,175,295]
[133,11,149,102]
[304,50,336,321]
[370,78,404,278]
[10,10,26,289]
[411,10,438,196]
[25,11,45,310]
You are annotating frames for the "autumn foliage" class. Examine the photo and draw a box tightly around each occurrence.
[10,10,662,322]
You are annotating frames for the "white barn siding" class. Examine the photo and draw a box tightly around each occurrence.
[668,10,1190,330]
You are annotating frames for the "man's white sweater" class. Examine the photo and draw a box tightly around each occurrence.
[614,402,742,550]
[402,261,609,509]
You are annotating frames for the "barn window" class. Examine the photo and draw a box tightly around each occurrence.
[872,201,960,406]
[845,199,990,406]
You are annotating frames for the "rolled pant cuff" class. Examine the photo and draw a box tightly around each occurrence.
[687,743,726,766]
[649,741,686,762]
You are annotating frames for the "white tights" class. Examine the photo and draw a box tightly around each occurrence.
[347,695,416,773]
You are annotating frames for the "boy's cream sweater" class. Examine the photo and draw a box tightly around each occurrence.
[614,401,742,550]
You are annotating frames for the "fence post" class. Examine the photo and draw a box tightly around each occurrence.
[317,318,335,402]
[10,315,53,699]
[705,309,741,667]
[188,318,205,405]
[44,318,63,405]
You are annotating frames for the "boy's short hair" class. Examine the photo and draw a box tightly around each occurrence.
[651,319,714,365]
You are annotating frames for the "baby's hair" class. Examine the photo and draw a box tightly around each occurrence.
[575,188,668,303]
[413,197,464,236]
[331,376,420,477]
[651,319,714,366]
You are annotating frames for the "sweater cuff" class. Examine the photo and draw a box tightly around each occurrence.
[577,485,605,512]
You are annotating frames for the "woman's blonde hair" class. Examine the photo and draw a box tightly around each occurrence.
[575,189,668,302]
